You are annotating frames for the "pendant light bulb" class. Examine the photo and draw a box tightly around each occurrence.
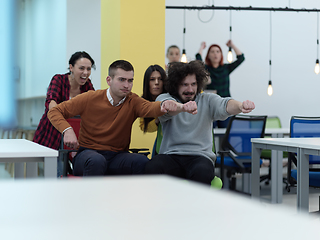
[227,47,233,63]
[267,80,273,96]
[315,59,320,74]
[181,49,187,63]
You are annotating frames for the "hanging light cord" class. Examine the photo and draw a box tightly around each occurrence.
[183,9,186,50]
[197,0,215,23]
[229,10,232,40]
[317,12,319,60]
[269,11,272,81]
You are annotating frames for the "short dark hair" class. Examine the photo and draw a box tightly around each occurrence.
[165,60,209,99]
[141,65,167,132]
[69,51,96,70]
[166,45,180,55]
[108,60,134,78]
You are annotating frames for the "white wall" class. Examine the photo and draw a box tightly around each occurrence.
[18,0,67,99]
[166,0,320,127]
[16,0,101,127]
[67,0,101,89]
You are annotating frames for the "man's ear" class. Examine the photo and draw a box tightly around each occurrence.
[106,76,111,85]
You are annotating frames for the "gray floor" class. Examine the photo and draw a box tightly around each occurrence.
[222,166,320,215]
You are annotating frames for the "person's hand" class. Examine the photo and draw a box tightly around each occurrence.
[161,100,178,112]
[198,41,207,55]
[241,100,255,113]
[182,101,198,115]
[226,40,233,48]
[63,128,79,149]
[200,41,206,50]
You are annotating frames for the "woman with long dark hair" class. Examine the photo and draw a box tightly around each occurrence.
[140,64,167,133]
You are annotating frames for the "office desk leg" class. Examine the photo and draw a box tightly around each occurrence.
[251,143,260,199]
[44,157,58,178]
[297,149,309,212]
[271,150,283,203]
[26,163,38,178]
[14,163,24,178]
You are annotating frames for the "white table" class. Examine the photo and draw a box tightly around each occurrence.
[251,137,320,212]
[0,176,319,239]
[214,127,289,137]
[0,139,58,178]
[213,127,289,149]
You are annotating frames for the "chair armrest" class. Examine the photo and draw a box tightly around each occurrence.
[129,148,150,157]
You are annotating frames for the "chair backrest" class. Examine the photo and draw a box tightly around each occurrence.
[290,116,320,163]
[222,115,267,156]
[154,123,217,155]
[266,116,281,128]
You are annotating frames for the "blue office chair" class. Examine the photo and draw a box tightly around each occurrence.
[287,116,320,191]
[215,114,267,192]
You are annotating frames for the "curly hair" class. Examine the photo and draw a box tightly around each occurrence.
[165,60,209,99]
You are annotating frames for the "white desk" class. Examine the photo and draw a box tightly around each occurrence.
[0,139,58,178]
[214,127,289,137]
[251,137,320,212]
[0,176,318,239]
[213,127,289,150]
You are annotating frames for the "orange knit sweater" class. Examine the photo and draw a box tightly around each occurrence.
[48,89,164,151]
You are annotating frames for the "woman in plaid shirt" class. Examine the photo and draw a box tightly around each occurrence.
[33,51,95,150]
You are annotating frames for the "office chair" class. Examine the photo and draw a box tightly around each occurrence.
[286,116,320,192]
[59,117,152,177]
[215,114,267,193]
[59,117,81,177]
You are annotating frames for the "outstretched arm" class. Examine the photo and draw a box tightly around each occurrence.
[226,40,242,56]
[198,41,206,56]
[226,99,255,115]
[160,100,197,116]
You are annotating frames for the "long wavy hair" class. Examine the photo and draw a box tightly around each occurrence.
[141,65,167,132]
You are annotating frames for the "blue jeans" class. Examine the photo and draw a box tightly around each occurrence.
[73,147,149,176]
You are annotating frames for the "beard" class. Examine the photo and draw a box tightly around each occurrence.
[180,91,196,103]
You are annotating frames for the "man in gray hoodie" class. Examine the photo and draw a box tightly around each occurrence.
[145,60,255,185]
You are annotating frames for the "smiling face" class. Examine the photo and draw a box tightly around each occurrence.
[208,46,222,65]
[149,71,164,100]
[106,68,134,104]
[166,47,181,63]
[178,74,197,103]
[69,58,92,85]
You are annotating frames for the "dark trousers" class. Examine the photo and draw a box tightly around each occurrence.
[73,148,149,176]
[145,154,215,186]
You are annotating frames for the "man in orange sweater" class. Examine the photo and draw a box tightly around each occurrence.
[48,60,197,176]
